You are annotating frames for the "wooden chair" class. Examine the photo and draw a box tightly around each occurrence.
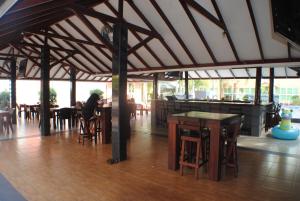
[57,108,74,129]
[221,115,244,177]
[178,124,210,179]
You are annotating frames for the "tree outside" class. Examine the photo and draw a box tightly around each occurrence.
[90,89,104,99]
[0,91,10,109]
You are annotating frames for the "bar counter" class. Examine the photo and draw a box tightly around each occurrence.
[151,99,272,136]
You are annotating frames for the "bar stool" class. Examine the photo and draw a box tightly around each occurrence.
[78,116,102,145]
[221,115,244,177]
[178,124,210,179]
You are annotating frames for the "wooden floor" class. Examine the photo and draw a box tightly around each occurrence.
[0,119,300,200]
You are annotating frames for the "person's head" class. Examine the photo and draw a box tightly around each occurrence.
[86,93,100,105]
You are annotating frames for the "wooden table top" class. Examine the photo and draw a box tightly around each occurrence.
[169,111,239,121]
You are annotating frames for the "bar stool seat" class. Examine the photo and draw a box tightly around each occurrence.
[178,124,210,179]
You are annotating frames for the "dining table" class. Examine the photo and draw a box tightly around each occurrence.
[0,110,9,133]
[168,111,241,181]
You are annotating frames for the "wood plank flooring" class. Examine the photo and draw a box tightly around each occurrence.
[0,119,299,200]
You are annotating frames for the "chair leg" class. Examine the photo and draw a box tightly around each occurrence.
[179,140,185,176]
[195,141,201,179]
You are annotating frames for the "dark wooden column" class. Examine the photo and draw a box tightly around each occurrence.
[10,58,17,124]
[254,67,262,105]
[269,68,274,103]
[153,73,158,99]
[111,22,128,163]
[184,71,189,99]
[70,67,76,106]
[40,43,51,136]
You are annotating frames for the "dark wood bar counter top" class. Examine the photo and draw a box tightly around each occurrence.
[151,99,272,137]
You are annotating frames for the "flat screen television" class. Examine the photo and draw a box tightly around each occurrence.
[271,0,300,46]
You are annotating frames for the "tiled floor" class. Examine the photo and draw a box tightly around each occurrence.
[238,124,300,157]
[0,114,299,200]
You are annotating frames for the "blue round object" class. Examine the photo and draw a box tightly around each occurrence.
[271,125,299,140]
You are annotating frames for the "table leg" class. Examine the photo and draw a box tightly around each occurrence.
[168,121,178,170]
[207,121,221,181]
[0,117,3,134]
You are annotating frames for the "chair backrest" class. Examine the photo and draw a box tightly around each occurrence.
[59,108,74,119]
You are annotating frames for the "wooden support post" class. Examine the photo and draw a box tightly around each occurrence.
[184,71,189,99]
[10,58,17,124]
[153,73,158,99]
[40,43,51,136]
[254,67,262,105]
[269,68,274,103]
[70,67,76,106]
[111,22,128,163]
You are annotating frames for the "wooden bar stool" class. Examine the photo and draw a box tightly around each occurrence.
[178,124,210,179]
[221,115,244,177]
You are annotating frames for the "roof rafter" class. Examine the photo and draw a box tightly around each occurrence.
[26,31,107,49]
[150,0,197,65]
[246,0,264,60]
[105,1,166,67]
[179,0,217,64]
[32,35,92,74]
[54,23,111,72]
[126,0,182,66]
[48,27,106,73]
[69,4,160,39]
[185,0,224,30]
[211,0,240,62]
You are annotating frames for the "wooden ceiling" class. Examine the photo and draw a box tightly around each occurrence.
[0,0,300,81]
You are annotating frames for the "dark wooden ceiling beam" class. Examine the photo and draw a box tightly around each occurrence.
[128,36,154,55]
[100,19,150,70]
[3,0,102,23]
[41,36,95,74]
[0,52,39,59]
[104,2,155,69]
[33,35,92,74]
[246,0,264,60]
[9,43,40,66]
[126,0,182,66]
[51,64,64,79]
[50,53,75,68]
[211,0,240,62]
[18,41,77,53]
[69,4,160,39]
[48,27,106,73]
[150,0,197,65]
[26,31,107,49]
[54,23,111,72]
[288,43,292,60]
[70,6,115,52]
[179,0,217,64]
[122,58,300,73]
[185,0,224,30]
[64,19,124,69]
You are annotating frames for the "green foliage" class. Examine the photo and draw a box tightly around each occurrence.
[0,91,10,109]
[39,88,57,105]
[90,89,103,99]
[49,88,57,105]
[291,95,300,105]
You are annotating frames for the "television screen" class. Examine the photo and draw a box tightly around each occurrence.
[166,71,182,78]
[271,0,300,46]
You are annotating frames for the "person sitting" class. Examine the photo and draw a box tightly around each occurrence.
[82,93,100,121]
